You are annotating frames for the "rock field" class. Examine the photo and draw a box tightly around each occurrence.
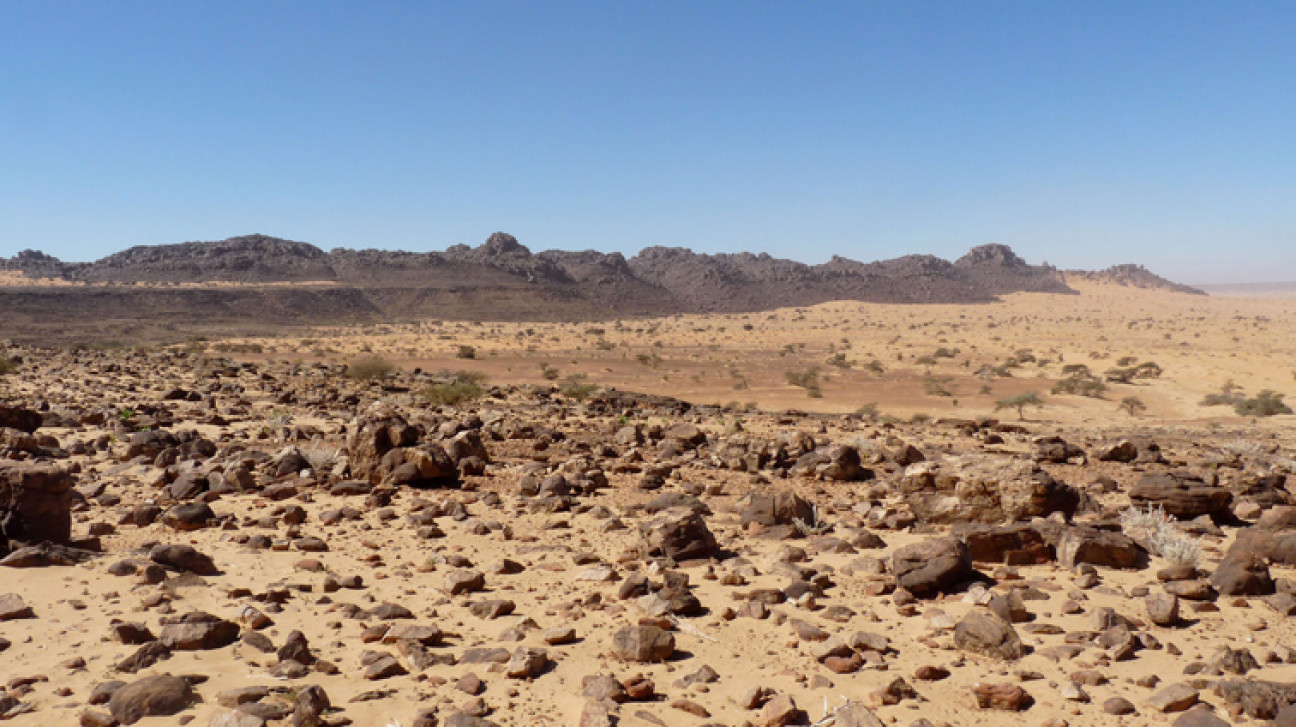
[0,345,1293,726]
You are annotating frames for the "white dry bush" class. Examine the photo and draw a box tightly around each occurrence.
[300,440,340,472]
[1120,503,1202,568]
[793,504,830,537]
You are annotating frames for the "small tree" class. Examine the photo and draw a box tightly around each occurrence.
[1119,396,1147,417]
[995,392,1042,420]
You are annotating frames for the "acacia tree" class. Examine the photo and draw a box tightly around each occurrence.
[995,392,1042,420]
[1119,396,1147,417]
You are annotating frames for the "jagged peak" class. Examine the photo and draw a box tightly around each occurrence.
[478,232,530,257]
[956,243,1027,268]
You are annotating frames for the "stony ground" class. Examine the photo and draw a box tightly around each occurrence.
[0,346,1294,727]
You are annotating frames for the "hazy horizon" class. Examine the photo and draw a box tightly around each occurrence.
[2,3,1293,285]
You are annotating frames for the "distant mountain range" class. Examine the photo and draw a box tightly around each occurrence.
[0,233,1203,343]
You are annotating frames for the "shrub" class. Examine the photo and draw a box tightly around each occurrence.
[785,367,822,398]
[1120,504,1201,568]
[456,345,477,360]
[423,370,487,406]
[559,373,598,400]
[539,363,560,381]
[1051,376,1108,398]
[0,357,18,376]
[923,376,955,397]
[300,440,340,471]
[346,355,395,380]
[825,352,851,369]
[1235,390,1293,417]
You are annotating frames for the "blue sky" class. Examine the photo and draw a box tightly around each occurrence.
[2,2,1293,283]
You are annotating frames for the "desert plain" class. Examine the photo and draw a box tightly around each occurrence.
[1,278,1295,727]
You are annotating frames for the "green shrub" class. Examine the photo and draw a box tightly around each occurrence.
[0,357,18,376]
[346,355,395,380]
[1051,375,1108,398]
[1235,390,1292,417]
[455,345,477,359]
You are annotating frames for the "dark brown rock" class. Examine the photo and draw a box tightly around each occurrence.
[0,461,73,547]
[1129,474,1233,520]
[108,674,196,724]
[891,537,974,596]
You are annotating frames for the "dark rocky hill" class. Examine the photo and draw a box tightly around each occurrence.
[0,232,1193,343]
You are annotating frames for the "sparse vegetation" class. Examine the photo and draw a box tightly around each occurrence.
[785,367,822,398]
[300,440,340,472]
[456,344,477,359]
[0,356,18,376]
[346,355,395,380]
[559,373,598,400]
[1120,503,1202,568]
[423,370,487,406]
[1235,390,1292,417]
[1051,374,1108,398]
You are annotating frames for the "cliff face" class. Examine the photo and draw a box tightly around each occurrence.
[1,232,1194,342]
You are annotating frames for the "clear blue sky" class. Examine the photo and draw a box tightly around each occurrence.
[2,2,1293,283]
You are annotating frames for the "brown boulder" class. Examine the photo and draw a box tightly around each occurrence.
[1227,525,1296,566]
[640,507,719,562]
[740,490,815,528]
[901,457,1079,524]
[0,461,73,549]
[108,674,196,724]
[953,523,1052,564]
[892,537,975,596]
[954,610,1026,660]
[611,623,675,662]
[0,405,41,433]
[1129,473,1233,520]
[1055,526,1147,569]
[345,403,420,483]
[1210,554,1275,596]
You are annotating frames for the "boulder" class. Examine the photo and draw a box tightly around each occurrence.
[150,544,219,575]
[901,457,1079,524]
[0,405,41,433]
[1129,473,1233,520]
[108,674,196,724]
[1227,524,1296,566]
[1096,440,1138,463]
[891,537,975,596]
[0,461,73,549]
[345,403,420,483]
[639,508,719,562]
[1031,435,1086,464]
[1054,526,1147,569]
[954,610,1026,660]
[953,523,1052,564]
[159,611,240,650]
[740,491,815,528]
[1209,554,1275,596]
[611,623,675,662]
